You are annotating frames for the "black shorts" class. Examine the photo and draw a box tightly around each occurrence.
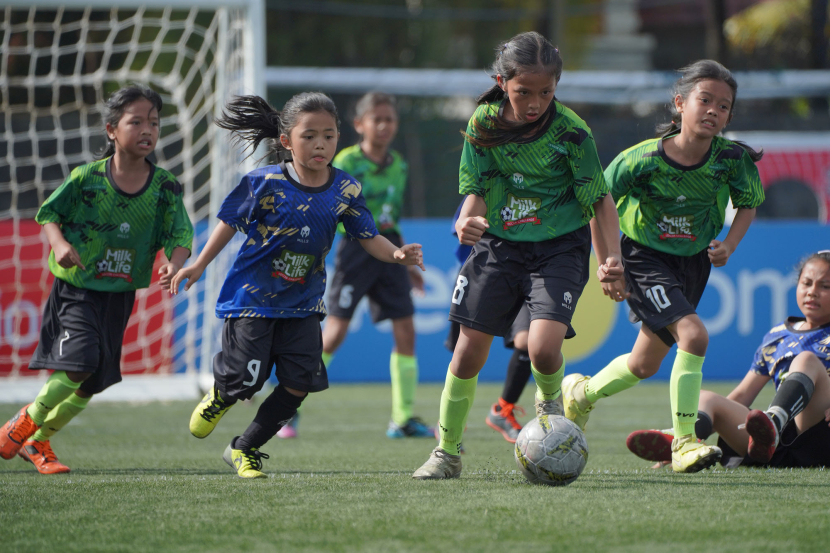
[448,226,591,338]
[718,418,830,468]
[29,278,135,395]
[326,232,414,323]
[622,235,711,347]
[213,316,328,401]
[444,303,531,352]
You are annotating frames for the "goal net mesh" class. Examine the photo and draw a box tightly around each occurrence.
[0,5,251,385]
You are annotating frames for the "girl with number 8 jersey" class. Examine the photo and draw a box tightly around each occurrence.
[561,60,766,473]
[413,31,625,480]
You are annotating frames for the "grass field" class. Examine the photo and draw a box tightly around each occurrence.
[1,381,829,552]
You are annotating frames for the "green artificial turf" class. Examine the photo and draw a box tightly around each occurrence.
[2,382,828,552]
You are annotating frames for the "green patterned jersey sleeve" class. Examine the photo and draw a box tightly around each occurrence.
[164,189,194,260]
[728,149,765,209]
[567,131,608,209]
[34,170,79,225]
[458,108,492,197]
[604,150,634,204]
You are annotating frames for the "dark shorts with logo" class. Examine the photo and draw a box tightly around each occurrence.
[718,418,830,468]
[29,278,135,395]
[622,235,711,347]
[213,315,328,401]
[445,303,530,352]
[448,226,591,338]
[327,232,414,323]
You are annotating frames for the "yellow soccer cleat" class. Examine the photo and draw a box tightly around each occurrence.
[222,439,269,479]
[412,447,462,480]
[671,434,722,473]
[189,386,234,439]
[561,374,593,430]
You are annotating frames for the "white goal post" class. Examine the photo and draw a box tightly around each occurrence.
[0,0,265,402]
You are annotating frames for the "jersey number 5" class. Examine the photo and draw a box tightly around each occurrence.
[645,285,671,313]
[452,275,468,305]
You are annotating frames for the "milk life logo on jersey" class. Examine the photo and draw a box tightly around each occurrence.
[271,249,316,284]
[657,214,696,241]
[95,247,135,282]
[500,193,542,230]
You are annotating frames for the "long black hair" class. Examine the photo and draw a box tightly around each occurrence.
[215,92,340,163]
[99,84,163,159]
[465,31,563,149]
[656,60,763,161]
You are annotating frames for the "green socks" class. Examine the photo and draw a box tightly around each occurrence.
[27,371,82,426]
[390,353,418,426]
[531,357,565,401]
[585,354,641,403]
[32,393,90,441]
[437,368,477,456]
[670,349,704,437]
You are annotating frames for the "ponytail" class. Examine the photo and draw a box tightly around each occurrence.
[216,92,340,163]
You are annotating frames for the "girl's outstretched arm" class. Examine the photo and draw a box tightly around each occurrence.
[726,370,769,408]
[590,194,627,302]
[359,235,425,272]
[171,221,237,294]
[709,207,755,267]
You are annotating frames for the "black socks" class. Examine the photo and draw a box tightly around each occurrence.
[236,385,306,450]
[501,349,532,405]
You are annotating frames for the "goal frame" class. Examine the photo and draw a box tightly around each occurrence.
[0,0,266,402]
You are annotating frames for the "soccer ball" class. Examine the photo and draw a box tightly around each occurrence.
[500,205,514,221]
[514,414,588,486]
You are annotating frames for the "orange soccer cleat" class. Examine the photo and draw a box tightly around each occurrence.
[18,440,71,474]
[0,404,40,460]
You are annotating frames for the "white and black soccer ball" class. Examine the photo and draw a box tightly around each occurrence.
[514,414,588,486]
[95,259,109,273]
[500,205,514,221]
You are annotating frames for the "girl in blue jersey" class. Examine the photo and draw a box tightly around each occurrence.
[628,251,830,468]
[171,93,424,479]
[562,60,766,473]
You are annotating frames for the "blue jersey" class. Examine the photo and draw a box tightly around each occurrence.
[750,317,830,389]
[215,162,378,319]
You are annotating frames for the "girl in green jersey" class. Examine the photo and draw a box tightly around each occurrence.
[0,85,193,474]
[562,60,765,473]
[413,31,624,479]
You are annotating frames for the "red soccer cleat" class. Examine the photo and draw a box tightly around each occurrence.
[626,429,674,463]
[746,409,779,463]
[0,404,40,460]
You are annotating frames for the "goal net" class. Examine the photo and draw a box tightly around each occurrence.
[0,1,264,401]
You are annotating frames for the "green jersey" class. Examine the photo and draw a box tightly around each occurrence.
[605,135,764,256]
[333,144,407,235]
[35,158,194,292]
[459,100,608,242]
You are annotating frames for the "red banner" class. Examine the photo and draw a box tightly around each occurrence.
[0,220,172,378]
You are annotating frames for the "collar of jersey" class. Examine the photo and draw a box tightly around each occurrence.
[279,160,336,193]
[105,157,156,198]
[786,316,830,333]
[357,145,394,173]
[657,133,713,172]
